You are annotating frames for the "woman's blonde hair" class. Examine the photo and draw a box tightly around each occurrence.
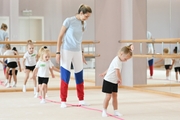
[118,44,133,56]
[78,4,92,14]
[78,4,92,32]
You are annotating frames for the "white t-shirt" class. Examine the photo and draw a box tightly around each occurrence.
[3,50,16,63]
[104,56,123,84]
[62,16,87,51]
[36,60,52,78]
[164,58,172,65]
[23,51,37,66]
[173,59,180,67]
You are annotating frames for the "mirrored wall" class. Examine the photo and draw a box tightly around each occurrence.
[146,0,180,94]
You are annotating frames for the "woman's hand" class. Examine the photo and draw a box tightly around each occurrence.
[82,55,87,64]
[56,54,60,64]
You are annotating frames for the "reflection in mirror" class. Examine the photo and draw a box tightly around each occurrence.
[146,0,180,94]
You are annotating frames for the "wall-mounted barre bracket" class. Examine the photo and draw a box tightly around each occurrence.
[161,42,164,55]
[140,43,142,54]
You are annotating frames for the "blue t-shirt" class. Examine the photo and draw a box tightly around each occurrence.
[62,16,87,51]
[0,29,8,48]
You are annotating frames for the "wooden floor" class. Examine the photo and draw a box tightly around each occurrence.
[0,68,180,120]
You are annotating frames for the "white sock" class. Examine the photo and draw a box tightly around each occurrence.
[34,87,37,92]
[34,87,36,89]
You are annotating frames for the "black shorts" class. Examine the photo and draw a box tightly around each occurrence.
[9,70,18,75]
[164,65,171,70]
[174,67,180,72]
[26,66,35,71]
[102,80,118,94]
[38,77,49,85]
[7,62,17,68]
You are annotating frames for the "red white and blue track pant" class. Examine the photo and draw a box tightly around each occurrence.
[148,58,154,76]
[60,49,84,102]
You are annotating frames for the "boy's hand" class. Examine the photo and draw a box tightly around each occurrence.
[118,79,122,85]
[99,73,105,77]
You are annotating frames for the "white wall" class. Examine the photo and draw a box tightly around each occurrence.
[171,0,180,38]
[0,0,10,16]
[18,0,95,41]
[147,0,171,38]
[147,0,180,54]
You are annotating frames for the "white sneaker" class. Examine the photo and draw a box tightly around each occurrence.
[60,102,67,108]
[102,110,108,117]
[12,82,16,87]
[6,83,10,88]
[149,76,153,79]
[22,85,26,92]
[40,99,46,104]
[45,94,48,98]
[79,100,89,106]
[114,111,122,117]
[34,93,39,98]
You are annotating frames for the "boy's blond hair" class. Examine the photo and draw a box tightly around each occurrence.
[118,44,133,56]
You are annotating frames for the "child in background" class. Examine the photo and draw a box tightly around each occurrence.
[3,44,18,88]
[100,44,133,117]
[31,48,55,103]
[22,40,38,93]
[34,46,60,98]
[171,46,180,82]
[8,47,21,87]
[155,48,172,80]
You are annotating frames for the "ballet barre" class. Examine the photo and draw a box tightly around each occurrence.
[133,54,180,58]
[0,40,100,45]
[119,38,180,43]
[0,40,100,58]
[0,54,100,58]
[119,38,180,58]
